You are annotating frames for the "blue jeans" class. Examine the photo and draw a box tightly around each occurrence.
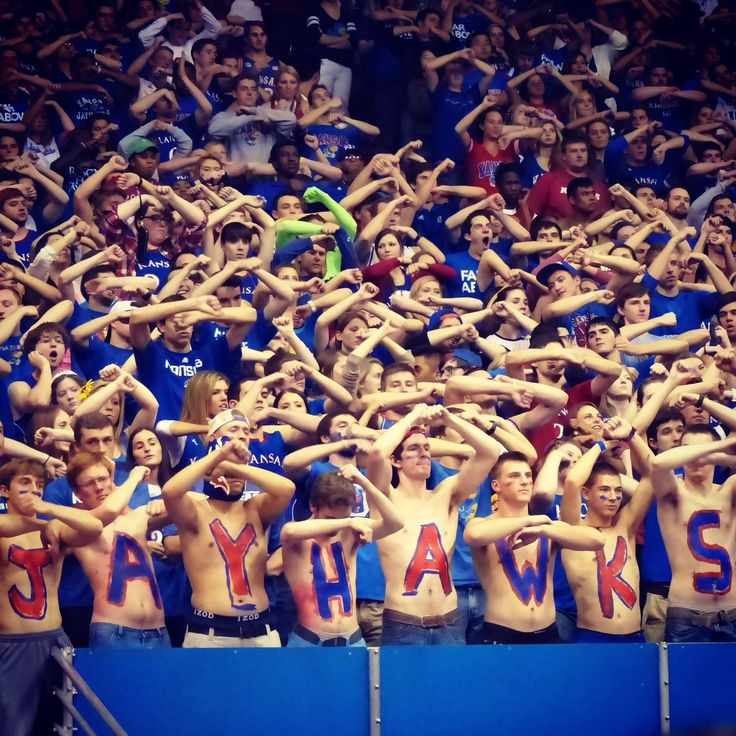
[89,622,171,649]
[381,613,466,646]
[665,607,736,643]
[456,585,487,644]
[556,609,578,644]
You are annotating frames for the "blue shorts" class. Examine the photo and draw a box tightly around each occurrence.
[575,628,645,644]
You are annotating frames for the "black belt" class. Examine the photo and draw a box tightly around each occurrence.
[293,624,362,647]
[644,582,670,598]
[667,606,736,626]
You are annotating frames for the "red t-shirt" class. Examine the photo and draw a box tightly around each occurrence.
[466,139,518,195]
[525,169,611,221]
[527,379,595,456]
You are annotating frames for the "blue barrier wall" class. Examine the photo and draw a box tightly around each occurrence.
[380,644,660,736]
[668,644,736,734]
[73,648,370,736]
[71,644,736,735]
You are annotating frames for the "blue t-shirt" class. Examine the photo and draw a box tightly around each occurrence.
[56,90,112,127]
[73,335,132,381]
[445,250,483,298]
[641,273,719,334]
[243,57,280,92]
[305,122,363,162]
[133,336,237,421]
[453,477,492,587]
[430,83,480,163]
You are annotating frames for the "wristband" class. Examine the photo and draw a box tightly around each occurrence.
[43,455,50,466]
[695,395,705,408]
[625,427,636,442]
[307,301,317,313]
[595,440,607,454]
[488,423,497,436]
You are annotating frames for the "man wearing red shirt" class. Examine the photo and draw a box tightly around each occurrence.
[523,134,611,223]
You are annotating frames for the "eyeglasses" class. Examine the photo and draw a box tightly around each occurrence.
[77,475,110,490]
[144,214,166,223]
[439,364,463,377]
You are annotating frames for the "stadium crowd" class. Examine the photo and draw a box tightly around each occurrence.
[4,0,736,729]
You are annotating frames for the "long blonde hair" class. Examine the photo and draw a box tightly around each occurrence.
[180,370,229,425]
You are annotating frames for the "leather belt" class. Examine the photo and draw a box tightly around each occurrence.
[383,608,460,628]
[293,624,363,647]
[667,606,736,626]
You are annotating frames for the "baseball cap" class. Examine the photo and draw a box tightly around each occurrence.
[120,136,159,158]
[109,300,138,317]
[427,307,461,332]
[450,348,483,369]
[208,408,250,437]
[536,261,579,287]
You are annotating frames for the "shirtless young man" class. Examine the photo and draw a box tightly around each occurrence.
[560,418,654,643]
[464,452,604,644]
[650,425,736,642]
[281,464,402,647]
[67,452,170,648]
[0,459,102,735]
[367,403,502,645]
[162,409,295,647]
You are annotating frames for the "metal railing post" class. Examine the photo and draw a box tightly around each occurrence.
[50,647,128,736]
[368,646,381,736]
[659,642,671,736]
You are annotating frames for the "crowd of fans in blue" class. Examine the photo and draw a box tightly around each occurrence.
[4,0,736,730]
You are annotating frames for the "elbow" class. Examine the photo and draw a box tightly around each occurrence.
[590,530,605,550]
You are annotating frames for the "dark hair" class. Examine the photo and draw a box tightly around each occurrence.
[492,450,531,479]
[682,423,719,441]
[461,210,492,239]
[561,132,589,152]
[615,281,650,310]
[530,218,562,239]
[269,139,298,163]
[221,221,254,244]
[191,38,217,59]
[586,316,620,336]
[22,323,70,356]
[529,324,564,349]
[567,177,594,200]
[585,461,621,487]
[0,459,47,490]
[416,8,441,24]
[127,428,172,486]
[73,412,114,445]
[310,470,355,509]
[80,263,117,300]
[647,408,685,445]
[495,162,522,183]
[380,362,416,390]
